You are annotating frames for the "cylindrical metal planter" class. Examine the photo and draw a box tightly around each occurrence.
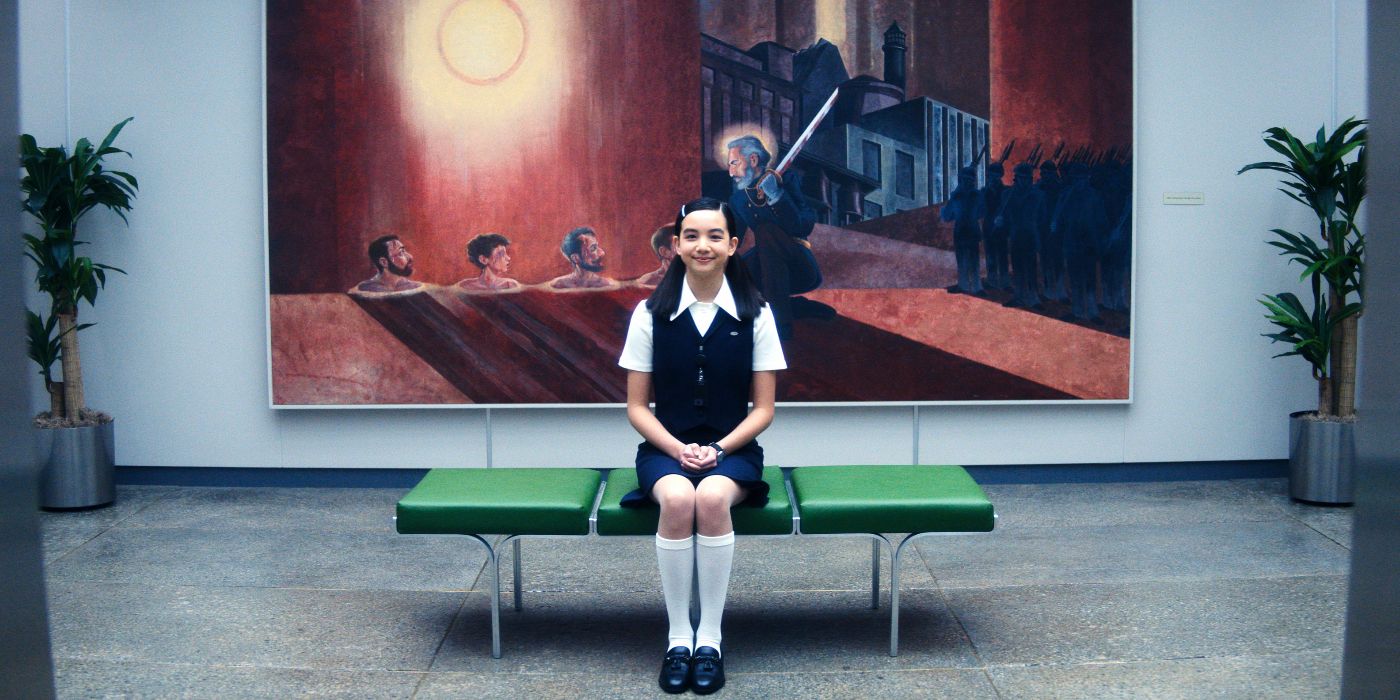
[1288,411,1355,505]
[38,420,116,510]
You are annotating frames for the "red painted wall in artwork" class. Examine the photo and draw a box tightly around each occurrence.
[266,0,359,294]
[268,1,700,293]
[990,0,1132,157]
[701,0,989,117]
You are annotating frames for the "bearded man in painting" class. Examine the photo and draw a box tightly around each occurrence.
[355,234,422,293]
[550,226,616,289]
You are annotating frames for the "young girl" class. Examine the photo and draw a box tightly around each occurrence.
[617,197,786,694]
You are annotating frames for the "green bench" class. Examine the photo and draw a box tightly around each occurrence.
[396,465,995,658]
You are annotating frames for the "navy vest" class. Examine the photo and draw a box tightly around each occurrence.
[652,307,753,436]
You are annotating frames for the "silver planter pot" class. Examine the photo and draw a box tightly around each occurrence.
[38,420,116,510]
[1288,411,1355,505]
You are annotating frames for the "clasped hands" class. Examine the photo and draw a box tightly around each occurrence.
[676,442,719,473]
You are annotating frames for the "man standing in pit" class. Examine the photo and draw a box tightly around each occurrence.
[355,234,422,293]
[457,233,520,291]
[550,226,617,289]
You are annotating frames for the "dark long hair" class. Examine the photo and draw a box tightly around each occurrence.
[645,197,765,320]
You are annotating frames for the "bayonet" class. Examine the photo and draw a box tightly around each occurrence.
[997,138,1016,165]
[1026,143,1043,166]
[971,142,988,168]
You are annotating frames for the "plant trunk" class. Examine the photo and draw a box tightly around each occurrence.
[1334,314,1357,417]
[1326,286,1346,417]
[47,380,64,416]
[56,311,84,422]
[1317,376,1334,419]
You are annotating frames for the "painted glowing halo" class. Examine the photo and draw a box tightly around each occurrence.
[437,0,529,86]
[713,123,780,171]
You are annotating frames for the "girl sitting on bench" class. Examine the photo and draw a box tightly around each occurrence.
[617,196,787,694]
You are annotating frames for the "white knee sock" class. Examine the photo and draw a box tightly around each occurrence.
[694,531,735,655]
[655,534,695,651]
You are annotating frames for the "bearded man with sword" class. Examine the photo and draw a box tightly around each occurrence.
[724,89,841,342]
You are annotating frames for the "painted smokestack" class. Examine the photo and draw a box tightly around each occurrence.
[882,22,907,91]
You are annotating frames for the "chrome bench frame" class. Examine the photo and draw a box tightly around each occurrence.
[399,468,994,658]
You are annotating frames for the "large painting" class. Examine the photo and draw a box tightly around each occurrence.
[265,0,1133,406]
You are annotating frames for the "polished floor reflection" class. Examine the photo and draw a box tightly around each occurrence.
[41,478,1350,698]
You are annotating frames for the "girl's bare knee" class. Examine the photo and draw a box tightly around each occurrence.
[654,479,695,510]
[653,476,696,536]
[694,477,741,534]
[694,487,731,515]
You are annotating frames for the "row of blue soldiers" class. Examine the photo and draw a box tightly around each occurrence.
[940,156,1131,324]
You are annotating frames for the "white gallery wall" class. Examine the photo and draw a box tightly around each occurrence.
[16,0,1368,470]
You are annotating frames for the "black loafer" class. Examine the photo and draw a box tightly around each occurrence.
[689,646,725,694]
[658,646,691,694]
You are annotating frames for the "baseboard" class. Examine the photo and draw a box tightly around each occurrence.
[115,460,1288,488]
[963,460,1287,484]
[116,467,431,488]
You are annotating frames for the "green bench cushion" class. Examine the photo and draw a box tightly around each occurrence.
[595,467,793,536]
[396,468,602,536]
[791,465,995,534]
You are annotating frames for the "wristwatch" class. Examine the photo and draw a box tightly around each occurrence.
[707,442,726,464]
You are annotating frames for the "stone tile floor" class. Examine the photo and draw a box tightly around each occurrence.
[40,478,1350,699]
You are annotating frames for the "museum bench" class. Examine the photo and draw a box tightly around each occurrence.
[395,464,996,658]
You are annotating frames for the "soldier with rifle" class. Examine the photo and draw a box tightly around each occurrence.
[1053,161,1108,323]
[941,161,986,297]
[1037,144,1067,302]
[995,162,1046,309]
[980,141,1015,290]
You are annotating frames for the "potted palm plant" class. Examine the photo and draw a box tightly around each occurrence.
[20,117,138,509]
[1239,117,1365,505]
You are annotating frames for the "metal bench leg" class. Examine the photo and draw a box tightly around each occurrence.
[890,532,928,657]
[463,534,502,659]
[870,539,881,609]
[513,538,523,611]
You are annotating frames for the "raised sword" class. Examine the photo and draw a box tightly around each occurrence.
[751,87,840,204]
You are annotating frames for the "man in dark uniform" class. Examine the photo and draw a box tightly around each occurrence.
[725,135,829,340]
[995,163,1046,308]
[1037,160,1067,301]
[980,161,1010,290]
[1098,157,1133,312]
[941,166,985,296]
[1053,162,1107,322]
[1101,205,1131,311]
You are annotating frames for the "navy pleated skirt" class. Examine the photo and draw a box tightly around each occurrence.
[620,428,770,508]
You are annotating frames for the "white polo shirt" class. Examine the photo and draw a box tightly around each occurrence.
[618,277,787,373]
